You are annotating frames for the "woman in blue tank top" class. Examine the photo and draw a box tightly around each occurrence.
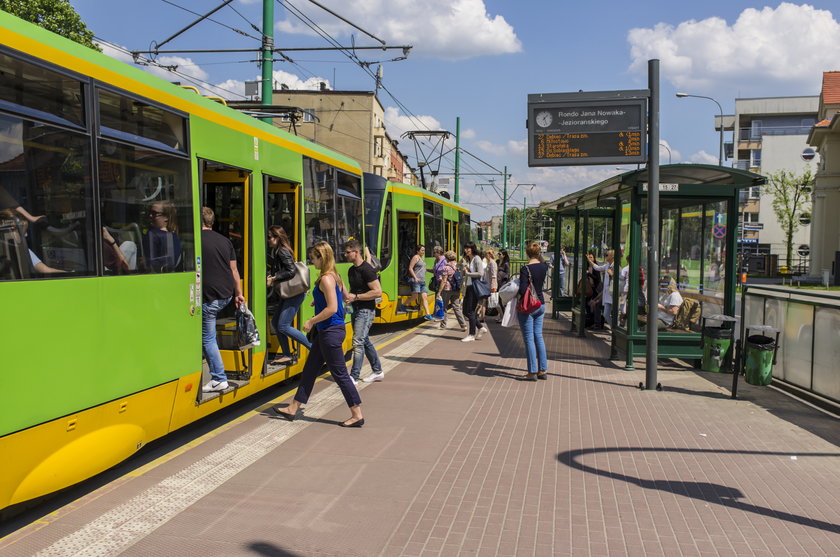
[274,241,363,427]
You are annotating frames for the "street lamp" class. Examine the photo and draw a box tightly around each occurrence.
[659,142,672,164]
[676,92,724,166]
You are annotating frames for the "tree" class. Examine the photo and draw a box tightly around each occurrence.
[765,168,814,269]
[1,0,100,51]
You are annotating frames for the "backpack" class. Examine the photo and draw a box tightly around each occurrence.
[670,297,701,331]
[448,264,463,291]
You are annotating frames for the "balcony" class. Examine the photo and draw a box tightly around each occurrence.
[738,124,814,141]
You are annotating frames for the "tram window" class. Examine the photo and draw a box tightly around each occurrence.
[336,171,362,246]
[0,52,85,128]
[98,139,193,274]
[459,213,470,251]
[0,114,95,280]
[380,199,392,270]
[303,159,336,250]
[98,88,186,153]
[363,188,384,255]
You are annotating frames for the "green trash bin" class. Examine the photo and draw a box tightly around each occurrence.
[702,326,733,372]
[744,335,776,386]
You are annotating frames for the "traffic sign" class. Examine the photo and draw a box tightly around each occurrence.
[713,224,727,239]
[742,223,764,230]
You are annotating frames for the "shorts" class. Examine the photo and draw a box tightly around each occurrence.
[410,279,428,294]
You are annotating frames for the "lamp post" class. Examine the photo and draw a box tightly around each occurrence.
[659,142,672,164]
[676,92,724,166]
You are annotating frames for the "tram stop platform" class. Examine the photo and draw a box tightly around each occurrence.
[3,313,840,557]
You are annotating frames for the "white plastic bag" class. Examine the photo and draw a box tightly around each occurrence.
[501,298,517,327]
[487,292,500,309]
[236,302,261,350]
[498,278,520,307]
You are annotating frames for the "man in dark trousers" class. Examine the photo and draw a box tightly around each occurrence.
[342,239,384,383]
[201,206,244,392]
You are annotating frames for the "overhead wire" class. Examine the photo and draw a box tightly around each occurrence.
[158,0,262,41]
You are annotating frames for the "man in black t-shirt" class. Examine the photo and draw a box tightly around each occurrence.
[200,206,244,393]
[342,239,383,383]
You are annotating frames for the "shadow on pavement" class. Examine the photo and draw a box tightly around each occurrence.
[247,542,305,556]
[558,446,840,535]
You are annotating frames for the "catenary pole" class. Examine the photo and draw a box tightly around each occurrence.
[261,0,274,124]
[522,197,527,253]
[455,117,461,203]
[502,166,508,249]
[646,59,660,390]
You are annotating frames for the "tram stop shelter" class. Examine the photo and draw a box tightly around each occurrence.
[545,164,765,369]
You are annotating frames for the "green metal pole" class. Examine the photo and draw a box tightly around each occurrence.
[260,0,274,124]
[454,117,460,203]
[522,197,527,252]
[502,166,508,249]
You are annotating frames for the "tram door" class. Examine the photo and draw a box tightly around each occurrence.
[397,211,419,294]
[265,177,300,363]
[201,161,252,378]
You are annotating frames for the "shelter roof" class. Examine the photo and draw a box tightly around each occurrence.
[543,164,765,211]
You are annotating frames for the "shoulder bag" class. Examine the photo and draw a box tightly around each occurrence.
[516,265,542,315]
[277,261,311,299]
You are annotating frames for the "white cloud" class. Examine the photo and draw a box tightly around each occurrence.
[474,140,506,156]
[384,106,444,140]
[628,3,840,94]
[688,150,718,165]
[277,0,521,60]
[659,139,682,164]
[461,128,477,140]
[473,137,527,157]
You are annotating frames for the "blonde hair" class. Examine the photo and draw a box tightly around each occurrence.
[310,241,344,291]
[484,247,496,259]
[444,250,457,262]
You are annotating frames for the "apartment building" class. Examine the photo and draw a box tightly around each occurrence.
[723,96,818,272]
[807,72,840,282]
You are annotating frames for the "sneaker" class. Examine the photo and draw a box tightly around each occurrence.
[424,315,435,321]
[479,326,489,333]
[475,329,485,340]
[439,322,446,329]
[350,377,358,386]
[363,371,385,382]
[202,380,229,392]
[461,335,475,342]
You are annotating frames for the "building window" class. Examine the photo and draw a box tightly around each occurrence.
[373,165,383,176]
[373,136,383,158]
[750,150,761,168]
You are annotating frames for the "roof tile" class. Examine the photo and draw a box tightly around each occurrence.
[822,71,840,104]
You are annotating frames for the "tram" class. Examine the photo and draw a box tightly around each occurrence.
[363,173,470,323]
[0,12,368,511]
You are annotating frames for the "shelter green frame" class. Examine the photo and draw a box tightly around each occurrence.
[546,164,765,369]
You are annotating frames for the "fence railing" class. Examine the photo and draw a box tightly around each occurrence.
[742,285,840,403]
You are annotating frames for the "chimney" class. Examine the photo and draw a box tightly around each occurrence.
[319,82,327,91]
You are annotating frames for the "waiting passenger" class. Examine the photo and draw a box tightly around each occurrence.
[461,242,485,342]
[476,247,498,336]
[405,244,432,320]
[274,241,364,427]
[657,278,683,330]
[143,201,181,272]
[436,250,466,331]
[517,242,549,381]
[588,250,614,328]
[266,225,311,366]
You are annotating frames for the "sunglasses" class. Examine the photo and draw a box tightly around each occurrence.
[149,211,167,218]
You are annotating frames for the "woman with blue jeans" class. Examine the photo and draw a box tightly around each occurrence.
[518,242,549,381]
[267,226,311,365]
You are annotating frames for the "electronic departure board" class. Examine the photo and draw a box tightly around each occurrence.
[527,91,648,167]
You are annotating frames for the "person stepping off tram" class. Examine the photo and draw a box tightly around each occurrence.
[200,207,244,393]
[342,239,384,383]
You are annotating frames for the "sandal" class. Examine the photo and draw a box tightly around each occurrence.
[271,356,294,366]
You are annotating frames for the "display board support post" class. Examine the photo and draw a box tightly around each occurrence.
[644,59,661,391]
[454,117,461,203]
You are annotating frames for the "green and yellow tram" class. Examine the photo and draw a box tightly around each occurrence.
[0,11,366,511]
[363,173,470,323]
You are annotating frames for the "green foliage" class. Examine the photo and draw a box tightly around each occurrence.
[1,0,101,51]
[765,167,814,268]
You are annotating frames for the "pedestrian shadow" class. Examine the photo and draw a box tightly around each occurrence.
[382,354,522,378]
[558,446,840,535]
[247,542,305,556]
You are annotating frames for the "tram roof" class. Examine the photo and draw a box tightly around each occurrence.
[544,164,766,211]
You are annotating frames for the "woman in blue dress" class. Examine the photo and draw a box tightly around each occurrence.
[274,241,364,427]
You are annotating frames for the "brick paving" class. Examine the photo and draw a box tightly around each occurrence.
[3,313,840,556]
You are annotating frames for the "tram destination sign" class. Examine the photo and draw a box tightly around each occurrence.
[528,90,648,167]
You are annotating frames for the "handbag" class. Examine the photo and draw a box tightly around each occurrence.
[487,292,500,309]
[516,265,542,315]
[235,302,261,350]
[471,278,490,299]
[277,261,310,299]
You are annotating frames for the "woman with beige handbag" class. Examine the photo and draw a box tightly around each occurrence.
[266,226,311,366]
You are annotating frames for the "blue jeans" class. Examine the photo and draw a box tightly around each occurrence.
[517,305,547,374]
[558,272,566,296]
[271,292,311,356]
[202,296,232,382]
[350,308,381,379]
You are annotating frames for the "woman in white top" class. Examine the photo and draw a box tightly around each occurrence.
[476,247,498,334]
[461,242,485,342]
[657,278,683,330]
[588,250,614,328]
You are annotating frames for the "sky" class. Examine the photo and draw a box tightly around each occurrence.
[70,0,840,222]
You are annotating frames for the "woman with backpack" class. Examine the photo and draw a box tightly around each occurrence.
[462,242,485,342]
[518,242,549,381]
[436,250,466,331]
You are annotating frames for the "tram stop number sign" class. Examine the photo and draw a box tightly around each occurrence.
[527,90,648,167]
